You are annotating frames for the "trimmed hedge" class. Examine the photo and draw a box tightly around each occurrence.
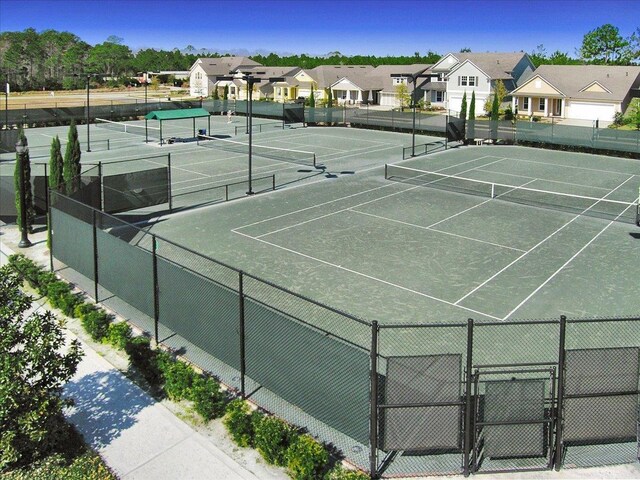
[190,376,226,421]
[223,399,256,448]
[285,434,329,480]
[253,415,299,467]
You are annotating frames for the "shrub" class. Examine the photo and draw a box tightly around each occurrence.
[106,322,131,350]
[36,271,58,295]
[190,376,226,421]
[327,464,370,480]
[253,415,299,467]
[73,302,95,319]
[285,434,329,480]
[46,281,72,309]
[125,336,162,387]
[223,399,255,447]
[158,356,196,401]
[81,310,112,342]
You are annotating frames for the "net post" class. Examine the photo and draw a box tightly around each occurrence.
[225,184,229,201]
[152,235,160,347]
[554,315,567,470]
[239,270,246,398]
[107,138,110,151]
[384,164,388,180]
[369,320,379,479]
[463,318,474,477]
[92,208,99,302]
[272,174,275,191]
[491,182,495,199]
[312,153,316,168]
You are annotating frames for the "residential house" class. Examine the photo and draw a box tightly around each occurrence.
[188,56,262,98]
[510,65,640,123]
[227,66,301,102]
[423,52,535,115]
[374,64,432,107]
[309,65,376,105]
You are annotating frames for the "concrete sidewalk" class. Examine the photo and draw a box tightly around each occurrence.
[2,222,639,480]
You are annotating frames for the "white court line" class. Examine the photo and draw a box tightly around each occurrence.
[233,154,499,232]
[233,229,502,321]
[252,157,508,238]
[351,210,527,253]
[455,174,637,310]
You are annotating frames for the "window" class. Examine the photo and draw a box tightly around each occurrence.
[433,91,444,102]
[468,76,477,86]
[393,77,406,85]
[539,98,545,110]
[460,76,468,86]
[195,72,202,80]
[523,97,529,109]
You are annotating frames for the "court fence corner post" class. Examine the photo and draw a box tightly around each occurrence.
[152,234,160,347]
[369,320,379,479]
[554,314,567,471]
[463,317,474,477]
[239,270,246,398]
[48,189,54,272]
[92,208,99,302]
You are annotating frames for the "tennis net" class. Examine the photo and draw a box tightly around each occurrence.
[385,164,640,225]
[402,140,447,160]
[197,134,317,167]
[95,118,160,139]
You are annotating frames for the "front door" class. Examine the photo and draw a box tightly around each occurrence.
[553,99,562,116]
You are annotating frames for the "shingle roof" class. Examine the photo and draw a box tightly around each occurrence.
[436,52,530,80]
[310,65,375,89]
[372,64,432,91]
[518,65,640,101]
[193,56,262,76]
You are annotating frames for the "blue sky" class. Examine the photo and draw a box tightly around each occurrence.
[1,0,639,56]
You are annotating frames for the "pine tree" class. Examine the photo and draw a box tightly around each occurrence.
[14,130,35,232]
[460,91,467,120]
[49,135,64,192]
[63,121,82,195]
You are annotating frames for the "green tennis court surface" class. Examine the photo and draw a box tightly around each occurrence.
[147,143,639,336]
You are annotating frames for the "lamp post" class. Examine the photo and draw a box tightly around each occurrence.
[391,72,428,157]
[143,74,149,143]
[3,82,8,132]
[85,74,91,152]
[15,136,31,248]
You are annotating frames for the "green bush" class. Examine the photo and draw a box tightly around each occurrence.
[158,355,196,401]
[46,281,73,309]
[81,310,112,342]
[253,414,299,467]
[36,271,58,296]
[73,302,95,319]
[190,376,226,421]
[327,465,369,480]
[285,434,329,480]
[223,399,255,447]
[124,336,162,387]
[106,322,132,350]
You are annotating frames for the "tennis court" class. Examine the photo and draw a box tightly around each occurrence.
[147,143,639,332]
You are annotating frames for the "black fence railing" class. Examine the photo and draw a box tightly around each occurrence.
[48,187,640,478]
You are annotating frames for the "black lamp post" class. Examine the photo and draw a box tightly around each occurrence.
[2,82,8,132]
[143,74,150,143]
[391,73,421,157]
[74,73,94,152]
[15,136,31,248]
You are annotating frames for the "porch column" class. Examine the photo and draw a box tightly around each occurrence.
[512,96,517,114]
[544,98,549,117]
[561,98,566,118]
[527,96,532,115]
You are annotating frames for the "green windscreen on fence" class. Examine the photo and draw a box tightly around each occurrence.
[51,207,95,281]
[156,257,241,370]
[95,227,155,317]
[244,298,370,444]
[102,167,169,214]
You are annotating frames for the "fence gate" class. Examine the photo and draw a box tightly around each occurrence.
[377,354,465,475]
[558,347,640,468]
[472,366,556,474]
[284,104,305,125]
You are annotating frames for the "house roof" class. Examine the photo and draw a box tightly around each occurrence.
[191,56,262,77]
[310,65,375,89]
[512,65,640,101]
[433,52,530,80]
[372,64,432,91]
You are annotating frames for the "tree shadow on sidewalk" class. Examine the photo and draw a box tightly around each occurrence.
[64,369,153,450]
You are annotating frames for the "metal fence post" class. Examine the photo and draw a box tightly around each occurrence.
[48,189,54,272]
[554,315,567,470]
[239,270,246,398]
[92,208,99,302]
[369,320,379,479]
[167,153,173,212]
[152,235,160,346]
[463,318,474,476]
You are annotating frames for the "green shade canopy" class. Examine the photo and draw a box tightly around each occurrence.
[145,108,210,120]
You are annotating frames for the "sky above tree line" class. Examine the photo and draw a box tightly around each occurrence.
[1,0,639,57]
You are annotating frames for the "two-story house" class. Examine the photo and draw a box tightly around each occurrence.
[422,52,535,116]
[374,64,432,107]
[189,56,262,98]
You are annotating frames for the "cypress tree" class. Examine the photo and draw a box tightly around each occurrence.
[308,85,316,108]
[63,121,81,195]
[468,91,476,139]
[491,93,500,121]
[327,88,333,107]
[49,135,64,192]
[460,91,467,120]
[14,130,35,232]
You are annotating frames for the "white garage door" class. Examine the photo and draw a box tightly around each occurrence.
[568,102,616,122]
[379,92,397,107]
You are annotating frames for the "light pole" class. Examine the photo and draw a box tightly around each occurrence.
[3,82,8,132]
[143,74,150,143]
[15,136,31,248]
[85,74,91,152]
